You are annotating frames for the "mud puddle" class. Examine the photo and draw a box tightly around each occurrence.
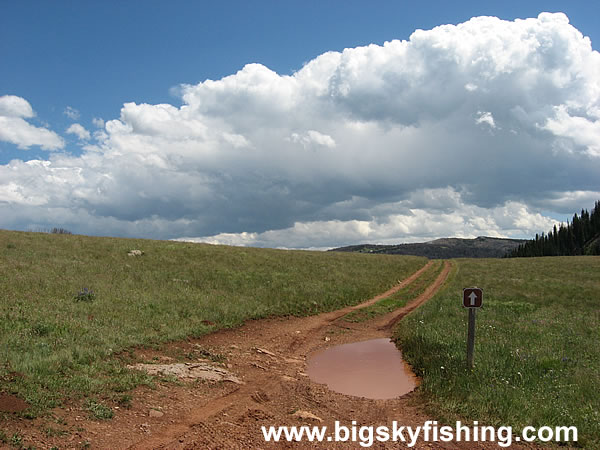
[306,338,417,399]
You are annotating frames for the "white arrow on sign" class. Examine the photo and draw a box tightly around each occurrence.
[469,291,478,306]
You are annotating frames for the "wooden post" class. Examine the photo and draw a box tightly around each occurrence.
[467,307,476,369]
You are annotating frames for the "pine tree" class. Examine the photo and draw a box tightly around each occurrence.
[507,200,600,257]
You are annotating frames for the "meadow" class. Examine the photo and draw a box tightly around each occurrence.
[394,256,600,448]
[0,229,426,415]
[2,229,598,447]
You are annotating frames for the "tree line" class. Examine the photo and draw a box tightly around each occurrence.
[507,200,600,257]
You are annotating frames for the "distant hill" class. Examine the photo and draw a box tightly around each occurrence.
[330,236,526,259]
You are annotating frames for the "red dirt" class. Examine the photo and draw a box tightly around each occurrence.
[1,260,537,449]
[0,393,29,413]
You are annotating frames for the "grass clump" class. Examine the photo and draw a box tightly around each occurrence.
[395,256,600,448]
[9,432,23,447]
[0,229,426,414]
[43,426,67,437]
[74,288,95,302]
[114,394,132,409]
[86,399,113,420]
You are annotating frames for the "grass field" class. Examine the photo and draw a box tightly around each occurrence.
[0,229,426,415]
[394,256,600,448]
[2,229,598,447]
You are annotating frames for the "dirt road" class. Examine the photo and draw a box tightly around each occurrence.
[10,260,535,449]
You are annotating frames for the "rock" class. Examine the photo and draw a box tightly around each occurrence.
[292,410,323,422]
[251,390,270,404]
[171,278,189,283]
[128,362,243,384]
[254,347,276,357]
[283,357,302,364]
[149,409,164,418]
[127,250,144,256]
[250,362,268,371]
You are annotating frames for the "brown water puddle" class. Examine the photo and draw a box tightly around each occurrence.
[306,338,418,399]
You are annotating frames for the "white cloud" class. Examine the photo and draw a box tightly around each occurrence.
[64,106,80,120]
[0,13,599,247]
[476,111,496,128]
[66,123,91,141]
[0,95,64,150]
[544,105,600,156]
[92,117,105,128]
[0,181,48,206]
[287,130,336,149]
[0,95,34,118]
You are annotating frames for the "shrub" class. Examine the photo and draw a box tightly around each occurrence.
[74,288,95,302]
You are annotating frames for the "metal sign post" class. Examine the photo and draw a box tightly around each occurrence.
[463,288,483,370]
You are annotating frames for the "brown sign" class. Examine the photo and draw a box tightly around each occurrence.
[463,287,483,308]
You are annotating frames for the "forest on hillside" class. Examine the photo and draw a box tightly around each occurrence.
[332,237,525,259]
[507,201,600,257]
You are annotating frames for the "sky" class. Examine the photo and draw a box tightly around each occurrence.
[1,1,600,249]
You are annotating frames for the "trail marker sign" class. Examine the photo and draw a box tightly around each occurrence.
[462,287,483,370]
[463,288,483,308]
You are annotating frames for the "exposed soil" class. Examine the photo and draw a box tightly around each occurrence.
[0,393,29,413]
[1,260,537,449]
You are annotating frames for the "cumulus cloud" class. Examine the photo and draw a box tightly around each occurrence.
[0,95,65,150]
[66,123,91,141]
[288,130,336,149]
[543,105,600,156]
[0,95,34,118]
[476,111,496,129]
[1,13,599,247]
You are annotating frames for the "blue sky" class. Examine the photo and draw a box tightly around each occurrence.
[1,1,599,247]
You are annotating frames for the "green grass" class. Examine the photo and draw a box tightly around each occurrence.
[85,399,113,420]
[0,229,426,415]
[343,260,444,322]
[394,256,600,448]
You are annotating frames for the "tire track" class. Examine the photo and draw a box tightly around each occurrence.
[128,260,454,449]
